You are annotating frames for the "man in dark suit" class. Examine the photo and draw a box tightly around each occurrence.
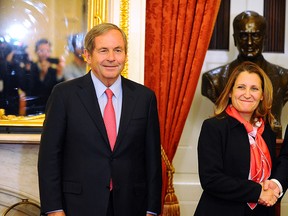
[38,23,162,216]
[201,11,288,138]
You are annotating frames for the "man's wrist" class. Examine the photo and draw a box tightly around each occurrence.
[271,179,283,197]
[147,211,157,215]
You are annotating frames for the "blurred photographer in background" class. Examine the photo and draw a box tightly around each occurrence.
[25,38,65,115]
[0,35,29,115]
[63,33,86,81]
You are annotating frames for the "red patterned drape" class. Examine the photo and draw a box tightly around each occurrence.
[144,0,221,214]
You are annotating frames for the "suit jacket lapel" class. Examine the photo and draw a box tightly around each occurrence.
[114,77,136,151]
[75,74,138,152]
[76,72,110,146]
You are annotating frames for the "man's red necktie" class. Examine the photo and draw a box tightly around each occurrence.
[104,89,116,190]
[104,89,117,151]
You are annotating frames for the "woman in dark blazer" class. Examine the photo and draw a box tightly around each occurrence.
[195,62,288,216]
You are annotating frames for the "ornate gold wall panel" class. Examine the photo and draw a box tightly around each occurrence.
[119,0,129,78]
[87,0,108,28]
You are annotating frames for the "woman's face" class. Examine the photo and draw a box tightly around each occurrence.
[229,71,263,121]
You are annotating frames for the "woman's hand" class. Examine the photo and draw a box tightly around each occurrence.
[258,182,279,206]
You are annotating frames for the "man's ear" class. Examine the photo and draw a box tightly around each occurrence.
[83,49,90,63]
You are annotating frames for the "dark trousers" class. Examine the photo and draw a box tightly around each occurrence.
[244,204,275,216]
[106,191,114,216]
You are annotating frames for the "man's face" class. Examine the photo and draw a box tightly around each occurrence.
[233,18,265,59]
[85,29,126,87]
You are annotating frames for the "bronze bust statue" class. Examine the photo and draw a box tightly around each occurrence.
[201,11,288,137]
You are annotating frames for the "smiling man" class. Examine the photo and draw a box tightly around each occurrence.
[38,23,162,216]
[201,11,288,137]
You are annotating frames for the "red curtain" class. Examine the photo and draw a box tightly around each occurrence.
[144,0,221,214]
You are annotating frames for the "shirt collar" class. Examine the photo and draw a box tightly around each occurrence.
[90,72,122,99]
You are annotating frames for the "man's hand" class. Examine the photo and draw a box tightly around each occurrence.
[56,56,65,77]
[258,186,278,206]
[258,180,280,206]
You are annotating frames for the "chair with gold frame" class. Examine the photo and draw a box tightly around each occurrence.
[2,199,40,216]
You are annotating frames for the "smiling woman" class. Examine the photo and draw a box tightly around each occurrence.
[195,61,279,216]
[0,0,91,127]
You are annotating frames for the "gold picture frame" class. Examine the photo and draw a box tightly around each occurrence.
[0,0,129,128]
[0,109,45,127]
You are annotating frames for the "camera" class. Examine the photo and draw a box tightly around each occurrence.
[12,46,30,65]
[0,36,30,65]
[47,57,59,64]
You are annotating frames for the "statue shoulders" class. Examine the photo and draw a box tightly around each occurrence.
[202,60,240,81]
[262,59,288,88]
[262,59,288,75]
[201,60,239,103]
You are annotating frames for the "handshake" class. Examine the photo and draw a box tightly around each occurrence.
[258,180,282,207]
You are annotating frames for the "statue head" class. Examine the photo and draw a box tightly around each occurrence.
[233,11,266,59]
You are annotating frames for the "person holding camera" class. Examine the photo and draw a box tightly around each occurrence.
[25,38,65,115]
[0,36,29,115]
